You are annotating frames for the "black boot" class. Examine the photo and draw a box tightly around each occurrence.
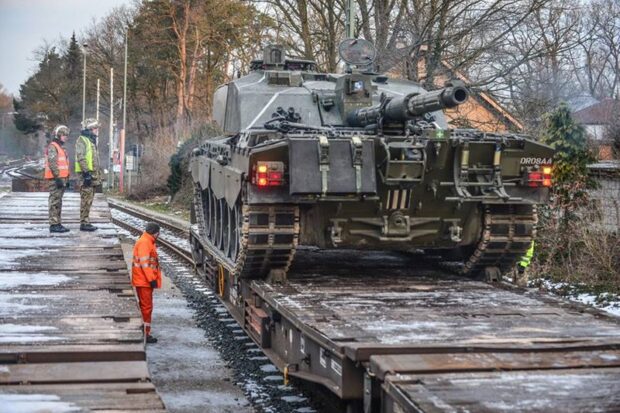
[146,335,158,344]
[49,224,64,233]
[80,223,97,231]
[57,224,70,233]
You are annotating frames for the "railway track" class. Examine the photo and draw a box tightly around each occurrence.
[109,197,620,413]
[0,158,27,175]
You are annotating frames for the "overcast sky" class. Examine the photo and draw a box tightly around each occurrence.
[0,0,133,96]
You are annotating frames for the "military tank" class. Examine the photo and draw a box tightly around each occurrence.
[189,41,554,283]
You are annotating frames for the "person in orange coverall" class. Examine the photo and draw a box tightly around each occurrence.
[132,222,162,344]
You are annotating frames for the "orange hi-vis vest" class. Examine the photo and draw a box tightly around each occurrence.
[44,141,70,179]
[131,232,162,288]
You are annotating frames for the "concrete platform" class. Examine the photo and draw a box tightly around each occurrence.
[0,192,166,411]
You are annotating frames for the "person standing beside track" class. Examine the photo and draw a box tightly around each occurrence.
[75,118,102,232]
[515,240,535,286]
[132,222,162,344]
[45,125,71,233]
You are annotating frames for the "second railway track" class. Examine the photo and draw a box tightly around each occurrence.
[109,197,620,413]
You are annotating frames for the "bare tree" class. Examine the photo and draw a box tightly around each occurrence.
[574,0,620,99]
[259,0,346,72]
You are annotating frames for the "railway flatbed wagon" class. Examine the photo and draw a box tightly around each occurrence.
[190,238,620,412]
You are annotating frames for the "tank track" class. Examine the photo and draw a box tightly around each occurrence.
[463,204,537,276]
[193,185,300,279]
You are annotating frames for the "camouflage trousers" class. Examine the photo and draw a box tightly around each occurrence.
[48,179,67,225]
[79,178,99,224]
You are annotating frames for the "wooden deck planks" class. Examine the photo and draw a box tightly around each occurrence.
[0,192,165,411]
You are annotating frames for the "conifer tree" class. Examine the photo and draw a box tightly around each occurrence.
[541,103,596,217]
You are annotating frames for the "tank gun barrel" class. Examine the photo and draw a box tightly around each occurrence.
[348,80,469,127]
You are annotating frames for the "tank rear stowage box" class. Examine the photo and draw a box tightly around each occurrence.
[189,41,554,283]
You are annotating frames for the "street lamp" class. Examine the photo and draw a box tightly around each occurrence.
[82,43,88,123]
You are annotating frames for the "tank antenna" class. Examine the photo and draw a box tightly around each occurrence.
[344,0,356,72]
[345,0,356,39]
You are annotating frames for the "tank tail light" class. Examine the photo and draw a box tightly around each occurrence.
[528,166,552,187]
[254,161,285,187]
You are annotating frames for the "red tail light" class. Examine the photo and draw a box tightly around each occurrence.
[254,161,285,187]
[528,166,552,187]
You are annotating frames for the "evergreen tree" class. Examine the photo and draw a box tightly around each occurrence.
[12,99,40,134]
[541,103,596,216]
[65,33,82,82]
[62,32,83,121]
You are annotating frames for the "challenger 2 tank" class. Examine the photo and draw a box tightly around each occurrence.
[189,41,554,283]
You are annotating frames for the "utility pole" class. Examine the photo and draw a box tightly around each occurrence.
[82,44,88,122]
[96,79,100,121]
[119,31,128,194]
[108,68,114,189]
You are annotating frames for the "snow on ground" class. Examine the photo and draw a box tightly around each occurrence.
[0,324,62,343]
[535,278,620,318]
[0,394,81,413]
[0,272,73,289]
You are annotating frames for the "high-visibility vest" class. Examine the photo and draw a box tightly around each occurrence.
[519,241,535,268]
[131,232,162,288]
[75,135,94,173]
[44,141,69,179]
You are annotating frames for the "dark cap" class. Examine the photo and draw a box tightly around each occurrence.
[145,222,160,235]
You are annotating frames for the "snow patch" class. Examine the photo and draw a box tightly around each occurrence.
[0,273,73,289]
[0,394,81,413]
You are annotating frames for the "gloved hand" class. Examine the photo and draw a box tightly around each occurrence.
[82,172,92,187]
[54,178,64,189]
[149,280,157,288]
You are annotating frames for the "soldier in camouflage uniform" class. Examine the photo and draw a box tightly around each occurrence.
[45,125,71,233]
[75,118,101,231]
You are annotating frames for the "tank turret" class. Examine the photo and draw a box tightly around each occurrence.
[347,80,469,127]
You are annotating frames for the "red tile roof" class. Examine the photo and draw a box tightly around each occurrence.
[573,98,620,124]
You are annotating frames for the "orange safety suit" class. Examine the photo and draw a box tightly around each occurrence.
[44,141,70,179]
[131,232,162,335]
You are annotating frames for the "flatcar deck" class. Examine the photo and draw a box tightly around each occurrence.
[244,248,620,411]
[0,192,165,411]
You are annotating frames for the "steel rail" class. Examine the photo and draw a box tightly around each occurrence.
[108,198,189,236]
[111,215,194,265]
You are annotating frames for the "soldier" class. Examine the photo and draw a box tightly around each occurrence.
[75,118,101,231]
[45,125,70,233]
[515,240,535,287]
[132,222,162,344]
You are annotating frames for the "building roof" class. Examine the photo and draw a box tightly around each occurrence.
[574,98,620,125]
[388,46,524,131]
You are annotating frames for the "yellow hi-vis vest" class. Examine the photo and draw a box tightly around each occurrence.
[518,241,535,268]
[75,135,94,173]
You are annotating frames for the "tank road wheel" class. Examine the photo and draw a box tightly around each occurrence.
[202,188,212,238]
[221,198,231,257]
[229,203,241,260]
[210,190,219,245]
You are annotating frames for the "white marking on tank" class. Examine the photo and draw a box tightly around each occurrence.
[247,89,300,129]
[238,74,266,89]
